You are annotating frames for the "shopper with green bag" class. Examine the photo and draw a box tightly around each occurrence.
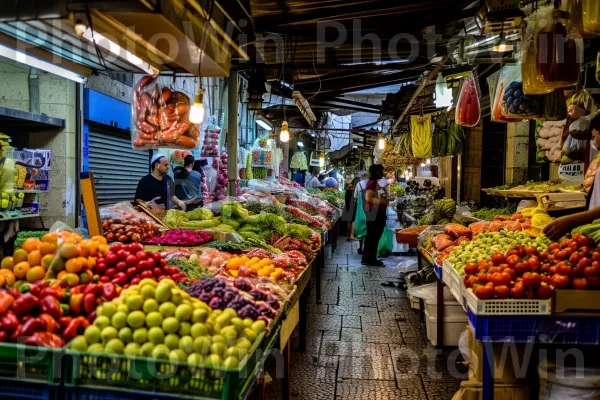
[353,172,369,254]
[361,164,389,267]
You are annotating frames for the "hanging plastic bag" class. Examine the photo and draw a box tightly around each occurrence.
[495,65,544,120]
[561,134,587,163]
[569,115,592,140]
[377,226,394,258]
[131,75,200,150]
[410,114,432,158]
[354,190,367,239]
[522,5,556,94]
[201,121,221,157]
[455,74,481,127]
[543,89,568,121]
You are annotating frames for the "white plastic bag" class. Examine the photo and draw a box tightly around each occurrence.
[397,260,418,274]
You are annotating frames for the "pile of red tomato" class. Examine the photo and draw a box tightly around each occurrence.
[465,233,600,300]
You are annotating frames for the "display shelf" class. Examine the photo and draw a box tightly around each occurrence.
[0,213,39,221]
[13,189,48,194]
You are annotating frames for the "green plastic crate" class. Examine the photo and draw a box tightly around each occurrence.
[0,342,63,385]
[64,331,267,400]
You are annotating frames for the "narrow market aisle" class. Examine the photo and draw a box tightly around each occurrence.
[265,236,464,399]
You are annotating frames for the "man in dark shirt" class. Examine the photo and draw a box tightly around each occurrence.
[135,153,186,210]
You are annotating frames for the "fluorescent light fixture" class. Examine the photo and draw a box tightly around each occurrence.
[0,43,86,83]
[256,120,272,130]
[297,141,304,147]
[352,145,357,149]
[82,28,159,76]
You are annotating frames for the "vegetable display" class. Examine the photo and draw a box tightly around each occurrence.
[456,74,480,127]
[471,205,517,221]
[432,110,466,156]
[13,230,47,250]
[132,75,199,149]
[101,202,161,243]
[144,230,213,246]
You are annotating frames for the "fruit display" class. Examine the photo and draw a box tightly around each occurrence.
[319,190,343,208]
[432,110,466,156]
[378,138,411,170]
[95,243,190,286]
[536,120,566,162]
[501,80,542,118]
[224,256,282,280]
[456,74,481,127]
[69,278,266,370]
[101,202,161,243]
[464,234,600,300]
[163,209,220,230]
[132,76,199,149]
[471,205,517,221]
[201,122,221,157]
[213,153,228,201]
[572,219,600,245]
[13,230,47,250]
[410,114,432,158]
[289,152,308,170]
[144,230,213,246]
[418,198,456,226]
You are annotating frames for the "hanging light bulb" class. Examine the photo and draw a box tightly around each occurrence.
[492,33,514,53]
[319,153,325,167]
[378,133,385,150]
[74,20,88,37]
[426,158,431,165]
[189,89,206,124]
[280,121,290,142]
[420,162,426,167]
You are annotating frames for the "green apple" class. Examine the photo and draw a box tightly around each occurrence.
[193,336,211,355]
[191,309,208,323]
[225,346,247,359]
[187,353,203,366]
[243,318,253,328]
[159,302,176,318]
[133,327,148,344]
[204,354,223,368]
[251,320,266,333]
[118,327,133,343]
[69,336,87,352]
[243,328,257,343]
[179,336,194,354]
[169,349,187,363]
[143,298,159,314]
[105,338,125,354]
[170,290,183,305]
[162,317,179,334]
[127,311,146,328]
[178,322,191,337]
[93,315,110,329]
[84,325,101,344]
[140,342,154,357]
[146,311,164,328]
[124,342,141,356]
[210,342,226,357]
[101,303,117,318]
[117,304,130,314]
[164,333,180,350]
[141,284,156,299]
[111,312,127,329]
[152,344,170,359]
[236,338,252,350]
[190,323,208,338]
[230,318,244,334]
[212,334,225,344]
[223,356,239,369]
[148,327,165,345]
[87,343,104,353]
[101,326,118,342]
[175,304,193,321]
[154,284,172,302]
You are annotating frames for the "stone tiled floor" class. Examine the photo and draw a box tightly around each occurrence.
[263,237,464,399]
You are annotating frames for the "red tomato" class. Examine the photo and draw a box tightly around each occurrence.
[572,277,588,290]
[159,259,167,267]
[99,275,110,283]
[128,243,143,253]
[525,246,538,256]
[537,282,553,299]
[116,249,129,261]
[506,249,519,257]
[105,253,118,266]
[105,268,116,278]
[579,246,591,256]
[126,267,137,279]
[474,285,494,300]
[587,276,600,289]
[527,256,540,271]
[555,251,568,261]
[568,239,579,249]
[538,251,549,261]
[494,285,510,299]
[125,254,137,267]
[96,262,107,274]
[135,251,148,261]
[572,263,586,278]
[491,252,506,265]
[524,289,536,299]
[130,277,141,285]
[577,257,591,268]
[465,276,479,288]
[515,262,529,276]
[465,263,478,275]
[584,263,600,277]
[556,263,573,277]
[559,239,570,249]
[548,243,560,252]
[151,252,162,262]
[488,266,500,274]
[549,266,557,275]
[491,272,511,287]
[522,272,542,289]
[569,253,582,265]
[111,243,123,252]
[592,251,600,262]
[153,267,163,277]
[506,255,520,267]
[515,245,526,258]
[116,261,128,272]
[505,268,516,280]
[551,273,570,289]
[511,283,525,299]
[140,270,154,279]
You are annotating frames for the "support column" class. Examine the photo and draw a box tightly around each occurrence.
[506,121,529,184]
[227,72,238,196]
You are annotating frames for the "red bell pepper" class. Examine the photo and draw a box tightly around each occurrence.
[69,294,84,315]
[40,296,62,319]
[86,310,96,324]
[6,288,20,300]
[30,281,49,297]
[18,284,31,294]
[24,332,64,348]
[38,313,60,333]
[16,317,47,338]
[0,311,19,332]
[62,317,89,342]
[12,293,39,315]
[83,293,96,315]
[58,316,73,328]
[0,292,15,316]
[101,283,118,301]
[83,284,102,297]
[40,286,69,302]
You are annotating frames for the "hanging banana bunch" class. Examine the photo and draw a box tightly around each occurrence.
[411,114,432,158]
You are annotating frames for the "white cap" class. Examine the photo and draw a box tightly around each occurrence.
[151,153,165,165]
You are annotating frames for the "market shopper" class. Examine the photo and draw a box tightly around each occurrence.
[173,155,203,207]
[342,175,361,241]
[134,153,187,211]
[305,168,325,190]
[545,114,600,240]
[361,164,389,267]
[324,170,339,189]
[354,171,370,254]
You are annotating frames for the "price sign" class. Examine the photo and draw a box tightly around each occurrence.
[559,163,584,182]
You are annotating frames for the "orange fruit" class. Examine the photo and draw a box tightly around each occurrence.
[77,245,89,258]
[42,232,58,244]
[57,270,68,280]
[76,257,89,270]
[13,249,28,264]
[65,258,83,274]
[13,262,31,279]
[98,244,110,256]
[26,266,46,283]
[27,250,42,267]
[49,257,65,272]
[21,238,41,253]
[1,257,14,270]
[0,275,5,288]
[39,242,56,256]
[41,254,54,269]
[59,244,79,260]
[87,257,97,271]
[0,269,15,286]
[61,273,79,287]
[92,236,108,245]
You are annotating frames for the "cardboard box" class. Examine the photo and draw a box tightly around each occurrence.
[451,376,529,400]
[467,326,525,383]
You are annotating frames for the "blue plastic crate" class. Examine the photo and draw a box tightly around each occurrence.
[468,308,600,344]
[433,262,443,280]
[0,378,54,399]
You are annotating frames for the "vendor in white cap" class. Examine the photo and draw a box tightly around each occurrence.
[134,153,186,211]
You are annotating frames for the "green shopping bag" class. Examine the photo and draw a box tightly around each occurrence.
[355,193,367,239]
[377,226,394,258]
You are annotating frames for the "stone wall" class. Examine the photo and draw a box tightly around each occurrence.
[0,58,77,228]
[462,123,483,204]
[505,121,529,184]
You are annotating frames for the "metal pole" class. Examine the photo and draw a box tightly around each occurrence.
[227,72,238,196]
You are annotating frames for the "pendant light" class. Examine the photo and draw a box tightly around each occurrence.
[189,89,206,124]
[280,121,290,142]
[378,132,385,150]
[319,153,325,167]
[426,158,431,165]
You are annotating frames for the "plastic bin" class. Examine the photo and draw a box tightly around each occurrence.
[0,377,56,400]
[408,294,420,310]
[424,308,468,347]
[424,298,466,319]
[443,259,466,306]
[465,287,550,316]
[64,331,267,400]
[451,376,529,400]
[0,342,63,385]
